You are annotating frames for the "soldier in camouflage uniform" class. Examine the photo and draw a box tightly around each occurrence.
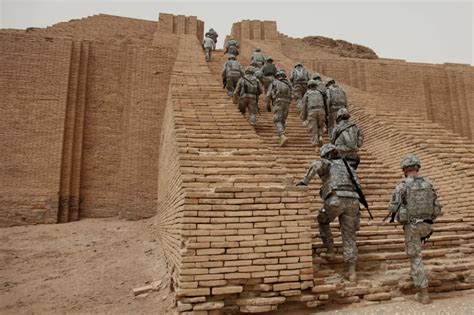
[330,108,364,170]
[326,79,348,136]
[250,60,264,85]
[301,80,327,147]
[206,28,218,46]
[250,48,266,68]
[290,63,311,112]
[266,70,292,147]
[261,56,277,94]
[221,54,244,97]
[388,155,442,304]
[234,66,263,127]
[297,144,361,281]
[224,38,240,56]
[202,34,215,62]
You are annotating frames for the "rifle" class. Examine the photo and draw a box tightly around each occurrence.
[342,158,373,220]
[223,77,227,89]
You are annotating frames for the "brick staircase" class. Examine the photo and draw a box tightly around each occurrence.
[204,42,474,310]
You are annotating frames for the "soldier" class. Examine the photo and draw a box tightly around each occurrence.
[206,28,218,46]
[250,60,264,85]
[234,66,263,127]
[261,56,277,94]
[289,63,311,111]
[221,54,244,97]
[301,80,326,147]
[250,48,266,68]
[388,154,442,304]
[202,34,215,62]
[326,79,348,136]
[330,108,364,170]
[297,144,361,281]
[266,70,292,147]
[224,38,240,56]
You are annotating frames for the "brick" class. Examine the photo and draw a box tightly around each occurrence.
[212,286,243,295]
[177,288,210,297]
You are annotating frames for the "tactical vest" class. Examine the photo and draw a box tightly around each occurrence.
[262,63,277,76]
[242,76,258,96]
[252,52,265,63]
[272,80,292,102]
[334,122,361,151]
[320,159,357,200]
[328,85,347,111]
[226,60,241,77]
[405,177,435,220]
[306,90,325,111]
[293,68,307,82]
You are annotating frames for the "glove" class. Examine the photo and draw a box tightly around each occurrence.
[303,120,309,127]
[296,181,307,187]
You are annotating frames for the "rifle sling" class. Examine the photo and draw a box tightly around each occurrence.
[334,123,356,142]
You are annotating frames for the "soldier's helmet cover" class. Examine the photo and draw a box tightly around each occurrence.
[400,154,421,170]
[320,144,337,158]
[266,56,273,62]
[255,47,262,52]
[245,66,255,74]
[275,70,287,78]
[294,62,303,67]
[228,54,236,60]
[336,108,350,120]
[307,79,318,87]
[326,78,336,86]
[312,73,322,80]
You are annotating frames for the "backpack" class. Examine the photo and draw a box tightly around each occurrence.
[306,90,325,111]
[226,60,241,76]
[336,123,362,150]
[273,80,291,101]
[293,68,307,82]
[242,77,258,95]
[329,85,347,109]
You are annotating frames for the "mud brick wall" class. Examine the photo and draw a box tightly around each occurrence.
[0,34,73,226]
[156,13,204,40]
[33,14,158,44]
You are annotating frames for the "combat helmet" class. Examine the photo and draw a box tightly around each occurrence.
[228,54,236,60]
[255,47,262,52]
[326,78,336,87]
[294,62,303,67]
[400,154,421,170]
[312,73,322,81]
[320,143,337,158]
[307,79,318,88]
[275,70,287,78]
[266,56,273,62]
[245,66,255,74]
[336,108,350,120]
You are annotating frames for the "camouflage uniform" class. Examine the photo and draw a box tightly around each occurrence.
[202,35,215,61]
[388,155,442,297]
[301,80,326,146]
[290,64,311,112]
[206,28,218,45]
[234,67,263,126]
[266,70,292,146]
[326,79,348,136]
[250,48,266,68]
[299,144,360,271]
[330,108,364,169]
[224,39,240,56]
[261,56,277,94]
[221,55,244,97]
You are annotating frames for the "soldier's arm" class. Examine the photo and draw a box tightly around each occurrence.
[301,94,308,121]
[234,79,242,96]
[257,81,264,96]
[357,126,364,148]
[300,160,326,185]
[221,63,227,79]
[330,125,338,144]
[265,82,273,103]
[388,183,406,215]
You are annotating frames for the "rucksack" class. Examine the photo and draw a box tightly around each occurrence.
[293,68,307,82]
[226,60,241,76]
[273,80,291,101]
[329,85,347,109]
[336,123,362,150]
[306,90,325,111]
[243,77,258,95]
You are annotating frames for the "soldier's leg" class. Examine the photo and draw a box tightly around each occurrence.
[238,98,248,115]
[307,111,319,146]
[316,111,326,145]
[281,102,289,131]
[338,199,360,264]
[404,223,432,289]
[319,196,344,252]
[328,111,337,137]
[272,102,285,136]
[248,98,258,126]
[226,76,235,97]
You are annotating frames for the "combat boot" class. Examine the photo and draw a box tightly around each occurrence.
[348,263,357,282]
[320,245,335,260]
[280,135,288,147]
[318,135,324,147]
[415,287,431,304]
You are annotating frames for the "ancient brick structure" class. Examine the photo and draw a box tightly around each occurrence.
[1,13,474,314]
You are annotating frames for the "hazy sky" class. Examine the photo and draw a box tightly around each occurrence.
[1,0,473,65]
